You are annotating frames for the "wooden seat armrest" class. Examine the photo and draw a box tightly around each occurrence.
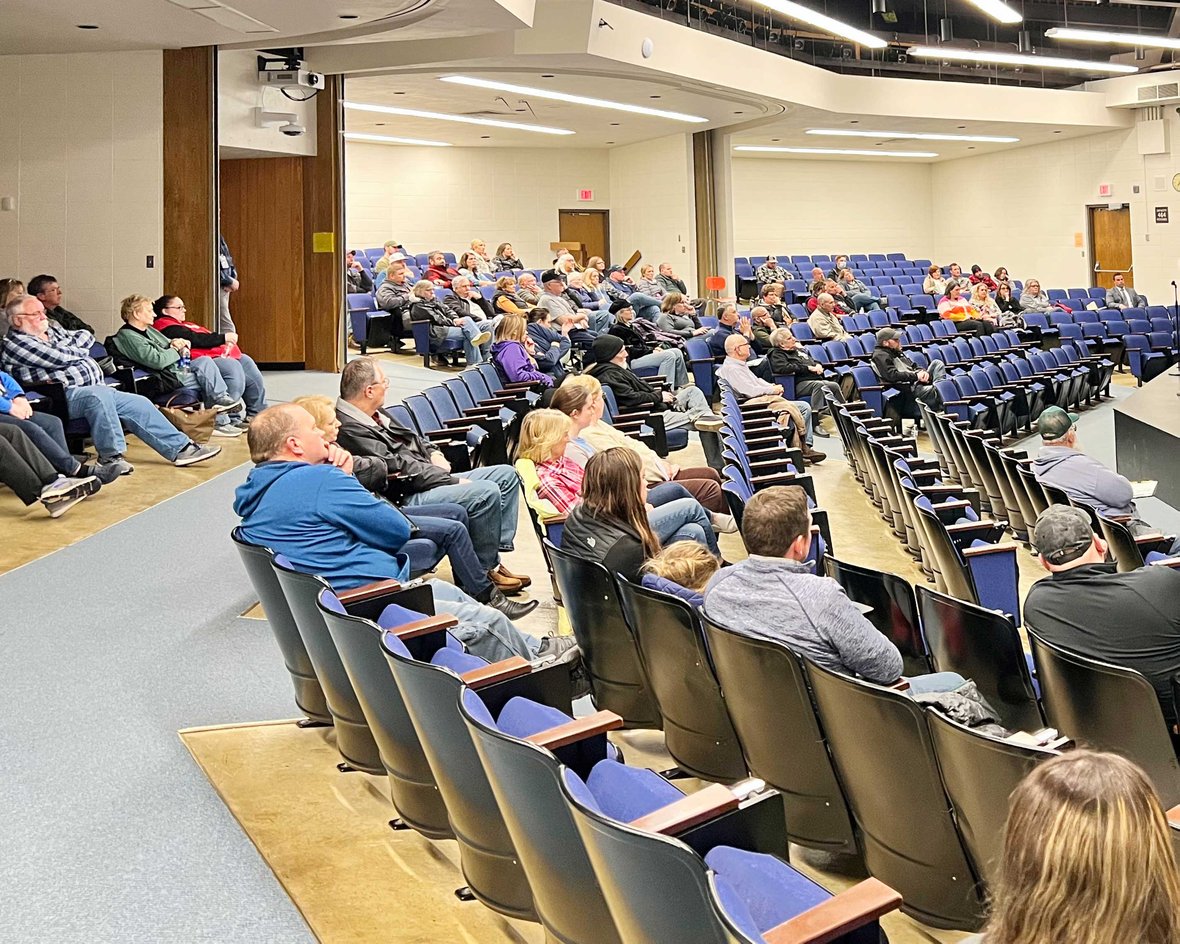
[525,710,624,750]
[874,436,907,448]
[463,405,505,418]
[629,783,741,836]
[337,578,403,605]
[500,380,537,390]
[394,613,460,640]
[539,513,568,526]
[945,516,1004,531]
[918,485,969,499]
[442,416,478,427]
[752,472,801,486]
[1151,557,1180,569]
[461,656,533,690]
[962,542,1016,557]
[425,429,464,441]
[761,879,903,944]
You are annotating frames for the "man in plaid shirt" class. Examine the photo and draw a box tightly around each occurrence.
[0,294,221,475]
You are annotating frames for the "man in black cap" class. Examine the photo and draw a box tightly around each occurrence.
[536,268,605,333]
[601,265,662,321]
[870,327,947,423]
[1024,505,1180,751]
[604,299,690,388]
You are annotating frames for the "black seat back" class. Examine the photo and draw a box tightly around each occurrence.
[546,540,661,728]
[316,593,452,839]
[230,528,329,723]
[917,586,1044,732]
[826,556,932,677]
[805,660,984,931]
[1097,515,1148,572]
[1027,626,1180,807]
[270,558,382,773]
[699,613,858,855]
[615,579,747,782]
[926,710,1056,887]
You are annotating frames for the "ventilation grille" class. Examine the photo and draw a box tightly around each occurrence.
[1136,82,1180,102]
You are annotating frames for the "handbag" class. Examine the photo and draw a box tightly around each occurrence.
[158,393,217,443]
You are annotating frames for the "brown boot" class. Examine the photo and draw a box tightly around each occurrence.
[493,562,532,589]
[802,445,827,464]
[488,568,524,594]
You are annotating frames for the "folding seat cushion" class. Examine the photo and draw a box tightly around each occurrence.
[706,847,832,941]
[1088,287,1106,299]
[562,761,686,822]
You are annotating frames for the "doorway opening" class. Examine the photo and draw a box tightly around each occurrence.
[557,210,610,266]
[1087,205,1133,290]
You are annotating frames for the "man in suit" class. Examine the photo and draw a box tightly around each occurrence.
[333,356,529,594]
[1105,272,1147,309]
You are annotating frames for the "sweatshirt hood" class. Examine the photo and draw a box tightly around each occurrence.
[490,340,522,356]
[1032,445,1080,473]
[233,461,307,518]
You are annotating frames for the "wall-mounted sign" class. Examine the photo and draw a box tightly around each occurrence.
[1097,183,1112,197]
[1155,207,1170,224]
[577,189,594,202]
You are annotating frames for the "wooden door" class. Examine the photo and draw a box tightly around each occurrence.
[558,210,610,265]
[1088,206,1133,289]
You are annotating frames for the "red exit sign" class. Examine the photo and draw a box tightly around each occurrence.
[577,189,594,201]
[1097,183,1112,197]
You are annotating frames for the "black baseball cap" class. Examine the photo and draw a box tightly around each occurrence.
[606,265,627,275]
[1032,505,1094,565]
[540,269,564,284]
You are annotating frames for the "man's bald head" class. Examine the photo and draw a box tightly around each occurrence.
[724,333,748,356]
[248,404,321,464]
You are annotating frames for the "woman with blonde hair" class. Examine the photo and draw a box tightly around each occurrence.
[0,278,25,309]
[969,281,1001,327]
[966,750,1180,944]
[641,540,720,607]
[584,255,606,277]
[409,278,491,366]
[635,263,665,299]
[491,275,526,316]
[491,314,552,386]
[938,279,994,335]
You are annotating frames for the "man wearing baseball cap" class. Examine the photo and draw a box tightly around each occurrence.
[1024,505,1180,746]
[1031,406,1178,551]
[870,327,947,428]
[536,268,604,334]
[601,265,662,322]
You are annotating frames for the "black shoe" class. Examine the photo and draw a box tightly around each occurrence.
[485,587,539,620]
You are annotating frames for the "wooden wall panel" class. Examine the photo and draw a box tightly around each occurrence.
[163,47,216,327]
[302,74,344,373]
[219,158,306,365]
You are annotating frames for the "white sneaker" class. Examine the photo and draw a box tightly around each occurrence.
[42,493,88,518]
[471,330,493,348]
[40,475,100,500]
[710,512,739,534]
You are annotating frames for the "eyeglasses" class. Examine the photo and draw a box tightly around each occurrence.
[164,305,186,311]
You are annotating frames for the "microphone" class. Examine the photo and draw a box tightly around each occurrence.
[1172,280,1177,288]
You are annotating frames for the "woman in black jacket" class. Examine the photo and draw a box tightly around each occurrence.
[493,242,524,272]
[409,279,491,366]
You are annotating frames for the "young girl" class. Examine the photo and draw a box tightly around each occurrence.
[641,540,721,607]
[491,315,552,386]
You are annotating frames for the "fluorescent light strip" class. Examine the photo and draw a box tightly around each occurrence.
[1046,26,1180,51]
[440,76,708,123]
[807,128,1019,143]
[343,132,451,147]
[963,0,1022,25]
[735,145,938,158]
[343,101,574,135]
[755,0,886,49]
[908,45,1138,73]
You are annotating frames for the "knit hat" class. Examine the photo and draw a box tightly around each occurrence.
[608,299,632,315]
[1032,505,1094,565]
[1036,405,1079,441]
[590,334,625,364]
[876,327,903,344]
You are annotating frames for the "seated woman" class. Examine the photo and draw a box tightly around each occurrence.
[112,294,244,436]
[409,279,492,366]
[634,264,665,299]
[551,374,732,521]
[457,251,495,284]
[555,252,581,279]
[521,412,722,561]
[993,266,1012,288]
[152,295,267,421]
[937,280,995,335]
[968,281,1002,328]
[491,275,527,317]
[490,314,553,386]
[525,308,574,380]
[836,268,881,311]
[994,282,1025,328]
[758,285,790,324]
[564,271,607,312]
[962,750,1180,944]
[584,256,607,279]
[641,540,721,607]
[657,292,706,339]
[923,265,947,297]
[1018,278,1059,314]
[560,445,720,583]
[493,242,523,272]
[582,268,613,311]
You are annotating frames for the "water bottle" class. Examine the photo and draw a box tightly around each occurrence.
[179,351,191,371]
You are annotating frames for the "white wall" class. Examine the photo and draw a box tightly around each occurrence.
[218,49,317,158]
[731,158,935,263]
[345,142,610,266]
[608,133,697,293]
[0,50,163,338]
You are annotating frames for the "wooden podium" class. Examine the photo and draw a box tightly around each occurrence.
[549,241,585,265]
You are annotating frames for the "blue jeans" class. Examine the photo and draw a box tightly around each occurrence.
[0,410,77,476]
[404,503,493,599]
[848,292,881,311]
[212,355,267,417]
[905,671,967,696]
[182,357,229,406]
[628,292,662,322]
[587,309,612,333]
[428,580,540,661]
[444,318,490,365]
[64,384,190,461]
[631,348,687,388]
[402,465,520,570]
[648,496,720,555]
[794,399,814,446]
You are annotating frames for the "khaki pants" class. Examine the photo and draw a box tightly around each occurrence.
[745,394,805,448]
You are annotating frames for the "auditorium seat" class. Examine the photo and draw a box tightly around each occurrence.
[1096,515,1177,572]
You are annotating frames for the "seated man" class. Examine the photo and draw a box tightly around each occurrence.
[445,276,497,328]
[707,303,757,360]
[1023,505,1180,748]
[655,263,705,312]
[0,422,99,517]
[372,240,407,276]
[424,251,459,288]
[606,301,688,388]
[601,265,662,322]
[27,274,93,334]
[715,334,824,464]
[515,272,541,306]
[754,256,793,286]
[152,295,266,421]
[806,292,853,342]
[836,269,882,311]
[765,327,844,435]
[110,294,244,437]
[870,327,946,420]
[537,269,604,334]
[585,334,721,433]
[334,357,528,594]
[1032,406,1179,552]
[757,286,789,324]
[0,294,220,475]
[1104,271,1147,310]
[704,485,963,693]
[234,403,573,665]
[345,251,374,294]
[373,259,414,348]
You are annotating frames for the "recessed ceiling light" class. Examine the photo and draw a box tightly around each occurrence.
[343,132,451,147]
[907,44,1138,73]
[753,0,886,49]
[1046,26,1180,51]
[76,23,99,29]
[440,76,707,123]
[735,145,938,157]
[343,101,575,135]
[806,128,1019,142]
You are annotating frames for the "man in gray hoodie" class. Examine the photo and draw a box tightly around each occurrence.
[1031,406,1178,552]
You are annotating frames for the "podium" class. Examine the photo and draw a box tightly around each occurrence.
[549,241,585,266]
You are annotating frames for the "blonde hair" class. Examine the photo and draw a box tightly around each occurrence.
[551,373,602,417]
[0,278,25,308]
[660,292,686,313]
[291,395,335,432]
[517,409,572,463]
[643,541,720,592]
[495,275,516,291]
[494,314,527,343]
[119,293,152,323]
[584,268,602,288]
[984,750,1180,944]
[970,281,990,300]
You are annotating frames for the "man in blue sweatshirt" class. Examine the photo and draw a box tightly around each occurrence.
[234,403,575,664]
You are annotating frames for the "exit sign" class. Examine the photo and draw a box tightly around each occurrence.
[577,189,594,202]
[1097,183,1112,197]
